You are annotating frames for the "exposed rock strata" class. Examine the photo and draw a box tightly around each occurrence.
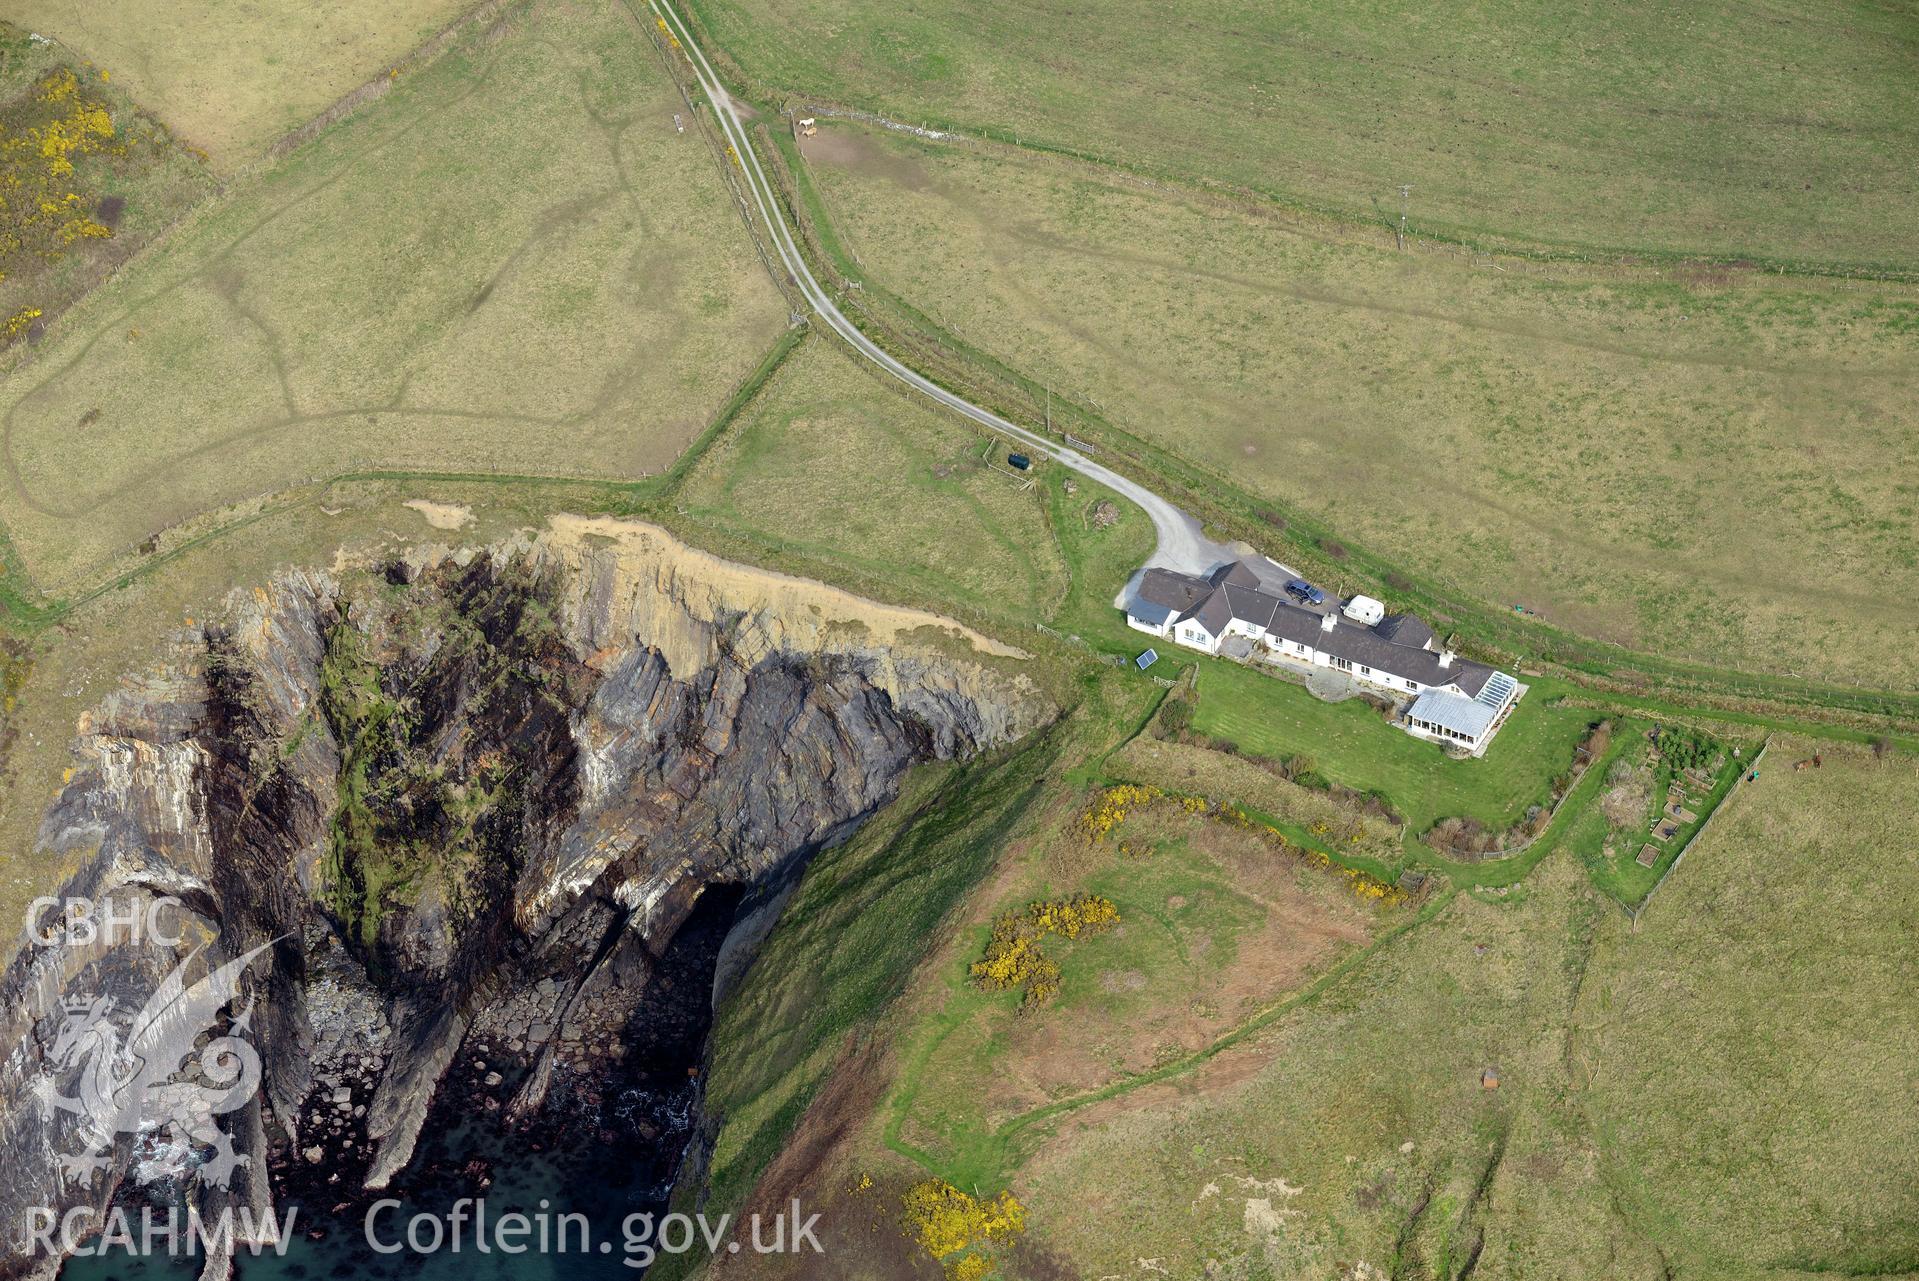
[0,518,1042,1279]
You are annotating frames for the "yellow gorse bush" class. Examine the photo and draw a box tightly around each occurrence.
[969,925,1054,993]
[947,1257,992,1281]
[1078,782,1159,840]
[901,1179,1026,1279]
[1,66,130,343]
[1077,784,1209,847]
[1026,894,1120,939]
[971,894,1121,1009]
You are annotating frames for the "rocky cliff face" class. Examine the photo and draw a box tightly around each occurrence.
[0,518,1042,1279]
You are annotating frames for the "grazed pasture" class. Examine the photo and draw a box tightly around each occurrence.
[6,0,477,169]
[0,2,785,591]
[691,0,1919,266]
[801,125,1919,687]
[675,337,1068,625]
[1572,739,1919,1276]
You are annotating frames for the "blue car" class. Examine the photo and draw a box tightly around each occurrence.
[1285,579,1326,606]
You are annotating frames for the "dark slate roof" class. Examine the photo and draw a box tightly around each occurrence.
[1222,586,1280,632]
[1132,566,1496,695]
[1440,661,1495,699]
[1190,590,1235,636]
[1135,568,1211,615]
[1265,601,1335,649]
[1265,600,1493,694]
[1209,560,1264,590]
[1372,613,1434,650]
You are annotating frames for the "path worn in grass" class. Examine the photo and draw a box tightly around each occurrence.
[881,885,1458,1189]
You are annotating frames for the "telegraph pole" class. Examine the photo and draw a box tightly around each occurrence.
[1396,184,1412,251]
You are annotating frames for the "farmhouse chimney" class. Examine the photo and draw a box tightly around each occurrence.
[1320,612,1337,633]
[1439,650,1454,669]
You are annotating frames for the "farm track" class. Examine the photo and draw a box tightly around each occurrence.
[638,0,1919,735]
[644,0,1235,582]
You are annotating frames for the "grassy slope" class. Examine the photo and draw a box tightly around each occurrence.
[687,734,1916,1278]
[796,125,1919,690]
[5,0,476,169]
[878,776,1416,1190]
[670,677,1122,1264]
[1004,859,1616,1279]
[0,0,784,592]
[688,0,1919,267]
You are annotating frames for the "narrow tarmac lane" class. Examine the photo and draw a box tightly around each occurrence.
[646,0,1237,580]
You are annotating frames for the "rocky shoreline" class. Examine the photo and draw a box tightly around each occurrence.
[0,518,1043,1280]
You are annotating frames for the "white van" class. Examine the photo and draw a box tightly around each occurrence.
[1343,594,1386,626]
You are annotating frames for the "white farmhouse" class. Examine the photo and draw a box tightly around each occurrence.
[1125,562,1523,754]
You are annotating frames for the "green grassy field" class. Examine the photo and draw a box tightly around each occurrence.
[1190,660,1598,836]
[678,707,1641,1276]
[1573,738,1919,1275]
[0,0,785,594]
[674,336,1068,625]
[6,0,477,169]
[690,0,1919,267]
[683,727,1916,1278]
[791,124,1919,691]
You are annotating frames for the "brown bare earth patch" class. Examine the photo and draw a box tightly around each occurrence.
[1598,759,1653,828]
[1024,1026,1284,1158]
[402,498,474,529]
[797,122,932,190]
[981,811,1370,1118]
[700,1038,922,1281]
